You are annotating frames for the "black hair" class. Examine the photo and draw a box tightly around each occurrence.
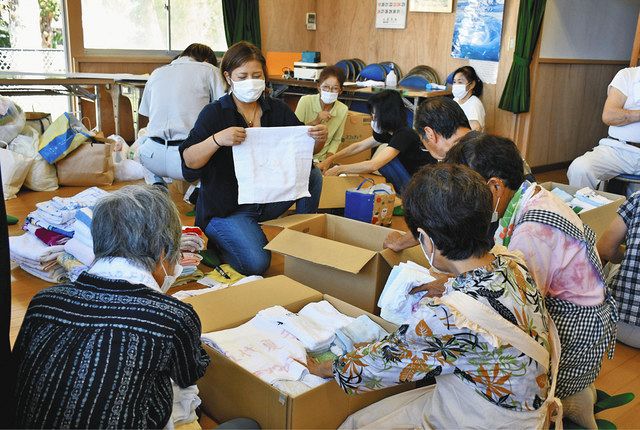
[319,65,346,88]
[414,96,470,139]
[453,66,483,97]
[367,90,406,133]
[404,163,494,260]
[220,41,268,90]
[179,43,218,67]
[443,132,525,190]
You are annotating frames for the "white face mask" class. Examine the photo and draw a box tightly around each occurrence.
[491,196,501,223]
[452,83,469,100]
[371,119,383,134]
[418,231,445,274]
[160,261,183,293]
[231,78,265,103]
[320,90,339,104]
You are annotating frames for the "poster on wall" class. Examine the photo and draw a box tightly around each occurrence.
[451,0,505,62]
[409,0,453,13]
[376,1,408,29]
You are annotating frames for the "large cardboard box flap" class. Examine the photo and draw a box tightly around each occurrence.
[265,228,377,274]
[184,275,322,331]
[261,213,324,229]
[539,182,625,240]
[380,244,429,268]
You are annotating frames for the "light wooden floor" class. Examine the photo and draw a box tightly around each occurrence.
[6,171,640,428]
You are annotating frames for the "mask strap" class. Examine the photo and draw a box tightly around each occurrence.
[491,196,501,223]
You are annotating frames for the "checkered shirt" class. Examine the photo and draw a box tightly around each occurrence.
[611,192,640,326]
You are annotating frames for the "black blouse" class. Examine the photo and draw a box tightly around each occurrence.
[179,94,303,229]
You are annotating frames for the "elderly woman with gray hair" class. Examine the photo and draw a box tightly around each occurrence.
[13,186,208,429]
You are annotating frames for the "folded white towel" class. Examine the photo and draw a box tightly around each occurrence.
[20,263,67,283]
[333,315,389,355]
[9,233,65,263]
[298,300,355,334]
[255,305,336,353]
[378,261,435,325]
[64,237,95,266]
[171,382,200,426]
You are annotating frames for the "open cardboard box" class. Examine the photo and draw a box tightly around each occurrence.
[263,214,428,313]
[336,111,373,164]
[539,182,625,240]
[295,174,387,210]
[184,275,415,429]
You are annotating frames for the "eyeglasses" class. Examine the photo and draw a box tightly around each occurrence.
[320,85,340,92]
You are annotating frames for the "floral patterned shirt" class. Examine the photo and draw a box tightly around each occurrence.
[333,252,551,411]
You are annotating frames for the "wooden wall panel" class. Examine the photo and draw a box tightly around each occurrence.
[259,0,317,52]
[526,63,623,167]
[314,0,520,140]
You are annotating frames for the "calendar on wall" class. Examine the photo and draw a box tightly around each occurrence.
[409,0,453,13]
[375,1,408,29]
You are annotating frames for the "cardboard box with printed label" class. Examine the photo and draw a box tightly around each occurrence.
[337,111,373,164]
[184,275,415,429]
[539,182,625,240]
[263,214,428,313]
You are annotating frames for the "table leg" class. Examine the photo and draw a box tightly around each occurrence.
[121,84,142,140]
[94,85,102,131]
[107,83,122,137]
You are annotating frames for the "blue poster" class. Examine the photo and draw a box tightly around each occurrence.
[451,0,505,62]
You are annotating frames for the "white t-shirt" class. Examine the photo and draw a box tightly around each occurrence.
[608,67,640,142]
[455,95,485,130]
[139,56,226,141]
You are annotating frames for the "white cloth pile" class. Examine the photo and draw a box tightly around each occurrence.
[331,315,389,356]
[64,207,95,267]
[551,186,614,213]
[9,232,66,283]
[172,275,264,300]
[170,381,200,427]
[202,300,356,396]
[378,261,435,325]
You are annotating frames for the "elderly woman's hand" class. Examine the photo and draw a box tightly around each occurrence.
[308,124,328,144]
[409,272,451,298]
[295,355,334,378]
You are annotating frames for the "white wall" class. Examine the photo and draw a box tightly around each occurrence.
[539,0,640,61]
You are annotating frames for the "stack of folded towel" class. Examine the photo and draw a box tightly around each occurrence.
[175,226,206,286]
[551,186,614,214]
[378,261,435,325]
[9,232,67,283]
[63,207,95,267]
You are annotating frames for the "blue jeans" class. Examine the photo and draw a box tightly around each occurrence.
[378,157,411,195]
[205,167,322,275]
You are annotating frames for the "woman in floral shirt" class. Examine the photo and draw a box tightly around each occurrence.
[307,164,561,429]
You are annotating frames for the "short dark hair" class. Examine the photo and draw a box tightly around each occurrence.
[179,43,218,67]
[220,41,268,90]
[444,132,525,190]
[368,90,406,133]
[319,65,346,88]
[453,66,483,97]
[404,163,494,260]
[414,96,470,139]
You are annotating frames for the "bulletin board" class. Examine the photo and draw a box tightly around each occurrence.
[539,0,639,61]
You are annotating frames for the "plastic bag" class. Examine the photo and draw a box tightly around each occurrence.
[8,126,58,191]
[38,112,92,164]
[0,97,26,145]
[107,134,144,182]
[0,147,33,200]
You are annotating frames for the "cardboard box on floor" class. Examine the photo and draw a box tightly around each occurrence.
[337,111,373,164]
[539,182,625,240]
[317,174,387,209]
[263,214,428,313]
[184,275,414,429]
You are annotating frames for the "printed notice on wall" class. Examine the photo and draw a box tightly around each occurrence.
[469,59,499,84]
[409,0,453,13]
[376,1,408,29]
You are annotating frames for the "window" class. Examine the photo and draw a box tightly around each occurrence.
[81,0,227,52]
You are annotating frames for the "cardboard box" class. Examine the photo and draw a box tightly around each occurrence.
[539,182,625,240]
[337,111,373,164]
[264,214,428,313]
[184,275,415,429]
[317,174,387,209]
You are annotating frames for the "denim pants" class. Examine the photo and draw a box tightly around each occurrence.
[378,157,411,196]
[205,166,322,275]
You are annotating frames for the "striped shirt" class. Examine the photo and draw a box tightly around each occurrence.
[13,272,210,429]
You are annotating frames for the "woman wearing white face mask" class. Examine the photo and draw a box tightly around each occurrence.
[452,66,485,131]
[13,185,211,428]
[317,89,436,195]
[180,41,328,276]
[304,164,562,429]
[295,65,348,162]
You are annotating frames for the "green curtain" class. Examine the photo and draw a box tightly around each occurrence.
[222,0,261,49]
[498,0,547,114]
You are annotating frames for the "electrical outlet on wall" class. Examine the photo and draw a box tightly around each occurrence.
[509,36,516,50]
